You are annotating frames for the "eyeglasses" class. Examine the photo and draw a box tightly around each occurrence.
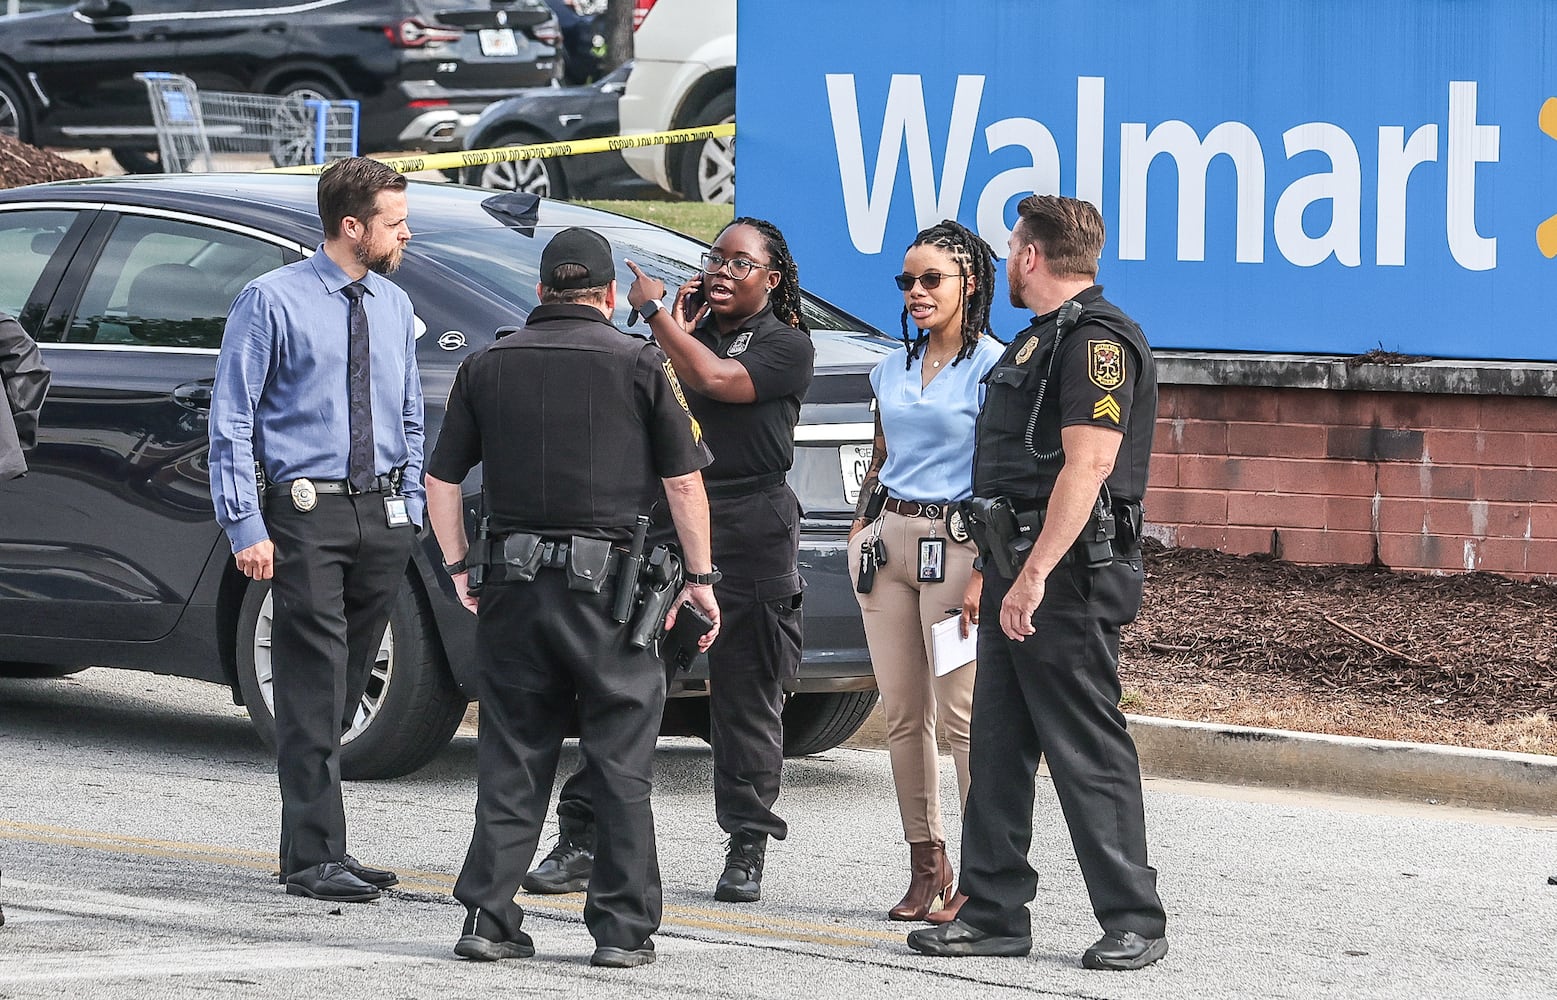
[894,271,964,291]
[700,251,774,280]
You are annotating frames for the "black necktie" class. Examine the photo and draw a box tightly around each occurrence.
[342,282,375,492]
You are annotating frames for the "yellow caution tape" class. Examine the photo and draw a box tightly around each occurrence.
[266,122,736,176]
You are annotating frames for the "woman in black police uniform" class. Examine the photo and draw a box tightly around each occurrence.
[526,218,814,905]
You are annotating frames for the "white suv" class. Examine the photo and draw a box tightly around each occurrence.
[618,0,735,203]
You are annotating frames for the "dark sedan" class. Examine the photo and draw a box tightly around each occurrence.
[459,61,656,199]
[0,173,884,779]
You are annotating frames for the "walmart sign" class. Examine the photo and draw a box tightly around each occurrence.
[737,0,1557,361]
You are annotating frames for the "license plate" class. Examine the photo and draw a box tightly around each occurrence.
[479,28,519,57]
[839,443,874,505]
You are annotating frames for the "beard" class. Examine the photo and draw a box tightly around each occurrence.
[355,239,402,276]
[1006,264,1024,308]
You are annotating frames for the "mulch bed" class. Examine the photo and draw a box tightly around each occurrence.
[0,135,96,188]
[1126,539,1557,723]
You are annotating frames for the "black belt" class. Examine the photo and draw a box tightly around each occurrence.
[265,471,402,504]
[705,471,785,499]
[884,496,952,519]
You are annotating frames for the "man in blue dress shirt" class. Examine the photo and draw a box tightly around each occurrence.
[209,157,424,904]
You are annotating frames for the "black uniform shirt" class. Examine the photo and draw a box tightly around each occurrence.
[427,303,711,541]
[974,285,1156,502]
[680,304,814,481]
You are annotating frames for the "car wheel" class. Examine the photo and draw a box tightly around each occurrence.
[0,75,31,144]
[110,148,163,174]
[780,690,879,757]
[677,89,735,204]
[464,130,566,199]
[267,79,344,167]
[235,577,467,780]
[0,662,84,679]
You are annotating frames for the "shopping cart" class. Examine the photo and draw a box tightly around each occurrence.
[135,72,359,172]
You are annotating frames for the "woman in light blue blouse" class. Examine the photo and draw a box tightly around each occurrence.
[848,220,1002,923]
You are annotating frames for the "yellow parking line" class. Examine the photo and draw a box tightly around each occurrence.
[0,819,902,947]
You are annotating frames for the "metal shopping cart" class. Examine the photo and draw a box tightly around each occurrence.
[135,72,359,172]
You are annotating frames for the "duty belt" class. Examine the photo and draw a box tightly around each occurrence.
[481,532,621,592]
[704,471,785,499]
[884,497,952,519]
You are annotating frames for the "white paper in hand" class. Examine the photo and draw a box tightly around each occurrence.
[931,615,976,676]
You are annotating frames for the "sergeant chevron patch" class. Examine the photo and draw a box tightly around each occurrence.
[1092,393,1121,424]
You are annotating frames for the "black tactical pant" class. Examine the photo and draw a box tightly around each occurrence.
[956,555,1166,940]
[554,481,802,841]
[266,493,414,877]
[455,570,665,950]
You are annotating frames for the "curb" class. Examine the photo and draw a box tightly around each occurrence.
[1127,714,1557,814]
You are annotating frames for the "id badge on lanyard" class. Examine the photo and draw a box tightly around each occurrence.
[384,494,411,528]
[917,520,946,583]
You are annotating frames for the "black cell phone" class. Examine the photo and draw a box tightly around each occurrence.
[661,600,715,674]
[681,286,706,321]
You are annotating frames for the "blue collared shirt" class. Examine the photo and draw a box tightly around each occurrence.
[209,249,425,552]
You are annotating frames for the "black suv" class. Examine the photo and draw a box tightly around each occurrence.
[0,0,561,171]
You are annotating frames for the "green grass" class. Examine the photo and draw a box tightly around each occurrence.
[576,199,733,244]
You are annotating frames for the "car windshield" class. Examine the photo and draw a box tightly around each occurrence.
[410,219,868,333]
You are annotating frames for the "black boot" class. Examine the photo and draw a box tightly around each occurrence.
[522,819,594,894]
[454,907,535,961]
[714,832,767,903]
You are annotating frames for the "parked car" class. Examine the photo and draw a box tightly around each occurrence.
[617,0,734,203]
[460,61,658,199]
[0,173,884,779]
[0,0,563,172]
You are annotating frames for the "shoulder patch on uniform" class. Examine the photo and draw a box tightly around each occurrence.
[726,330,753,357]
[1092,393,1122,424]
[663,359,702,443]
[1088,339,1125,391]
[1014,336,1040,365]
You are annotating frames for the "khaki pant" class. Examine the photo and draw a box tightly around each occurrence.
[848,510,977,844]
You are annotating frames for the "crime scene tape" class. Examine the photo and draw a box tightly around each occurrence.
[266,122,736,176]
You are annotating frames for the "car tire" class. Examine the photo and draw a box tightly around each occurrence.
[235,577,467,780]
[463,129,567,199]
[0,75,31,144]
[676,89,735,204]
[267,78,344,168]
[780,690,879,757]
[0,662,85,679]
[110,148,163,174]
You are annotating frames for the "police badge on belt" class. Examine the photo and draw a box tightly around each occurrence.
[290,478,318,512]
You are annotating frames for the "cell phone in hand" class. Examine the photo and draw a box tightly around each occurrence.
[661,600,715,673]
[681,286,707,322]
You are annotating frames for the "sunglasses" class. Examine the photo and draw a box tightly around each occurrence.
[700,251,775,280]
[894,270,964,291]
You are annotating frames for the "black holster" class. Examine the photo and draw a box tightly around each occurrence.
[958,497,1041,578]
[626,544,683,650]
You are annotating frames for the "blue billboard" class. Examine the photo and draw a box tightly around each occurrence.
[737,0,1557,361]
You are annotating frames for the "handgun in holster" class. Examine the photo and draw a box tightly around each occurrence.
[960,497,1038,578]
[627,544,683,650]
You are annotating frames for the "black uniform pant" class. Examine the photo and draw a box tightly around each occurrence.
[956,555,1166,940]
[266,493,414,877]
[554,482,802,841]
[455,570,665,950]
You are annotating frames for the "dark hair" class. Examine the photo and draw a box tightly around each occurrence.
[540,262,610,304]
[317,157,408,239]
[899,219,997,368]
[722,216,809,334]
[1011,194,1104,279]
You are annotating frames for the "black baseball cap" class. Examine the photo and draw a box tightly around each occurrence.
[540,227,615,290]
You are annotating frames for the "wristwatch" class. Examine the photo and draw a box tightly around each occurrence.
[685,565,722,586]
[638,297,665,321]
[443,558,467,576]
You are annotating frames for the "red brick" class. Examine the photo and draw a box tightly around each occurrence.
[1227,422,1329,458]
[1371,394,1479,430]
[1164,524,1276,557]
[1478,396,1557,433]
[1526,432,1557,470]
[1155,386,1190,420]
[1147,454,1178,489]
[1154,417,1227,455]
[1271,528,1377,566]
[1275,459,1376,497]
[1423,430,1529,467]
[1469,538,1533,576]
[1278,389,1367,427]
[1374,498,1429,534]
[1177,455,1278,491]
[1227,492,1329,529]
[1532,504,1557,541]
[1377,532,1476,573]
[1165,524,1226,551]
[1327,426,1425,463]
[1527,540,1557,578]
[1478,467,1557,503]
[1422,500,1530,538]
[1326,496,1375,531]
[1179,387,1281,423]
[1376,463,1477,499]
[1148,488,1227,524]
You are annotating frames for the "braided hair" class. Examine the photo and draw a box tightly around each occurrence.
[725,216,810,334]
[899,219,997,369]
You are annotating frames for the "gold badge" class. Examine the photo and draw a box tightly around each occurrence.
[1092,393,1122,424]
[1089,339,1125,390]
[663,359,702,443]
[290,477,318,512]
[1014,336,1040,365]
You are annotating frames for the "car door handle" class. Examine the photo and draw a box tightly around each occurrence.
[173,381,213,411]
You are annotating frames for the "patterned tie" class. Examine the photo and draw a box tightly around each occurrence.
[342,282,375,493]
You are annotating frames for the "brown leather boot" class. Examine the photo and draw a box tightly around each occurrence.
[925,889,968,924]
[888,841,954,921]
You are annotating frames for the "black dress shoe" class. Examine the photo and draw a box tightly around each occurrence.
[1082,930,1168,970]
[454,908,535,961]
[284,862,380,903]
[342,855,398,889]
[714,832,767,903]
[906,918,1032,957]
[590,941,656,968]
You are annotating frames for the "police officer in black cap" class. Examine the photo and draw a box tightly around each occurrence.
[424,226,720,969]
[908,195,1168,970]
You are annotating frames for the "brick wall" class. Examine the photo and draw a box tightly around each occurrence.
[1146,384,1557,581]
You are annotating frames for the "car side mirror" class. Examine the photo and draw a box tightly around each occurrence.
[78,0,132,18]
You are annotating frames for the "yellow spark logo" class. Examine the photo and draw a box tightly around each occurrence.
[1539,99,1557,257]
